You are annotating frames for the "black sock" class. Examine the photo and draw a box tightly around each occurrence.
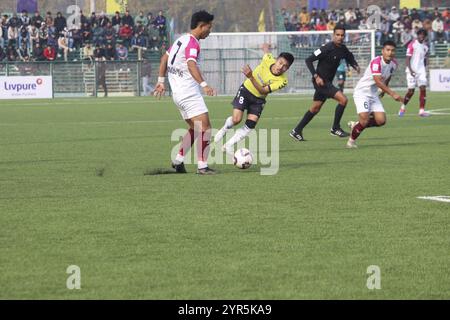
[333,104,346,130]
[403,94,411,106]
[294,111,317,133]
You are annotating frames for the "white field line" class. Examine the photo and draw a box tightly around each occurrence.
[0,112,439,127]
[417,196,450,203]
[0,96,311,107]
[427,108,450,115]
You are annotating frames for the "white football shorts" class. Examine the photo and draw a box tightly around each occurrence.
[172,92,208,120]
[354,94,385,114]
[406,70,427,89]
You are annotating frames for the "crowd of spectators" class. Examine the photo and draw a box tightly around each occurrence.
[281,6,450,49]
[0,9,169,63]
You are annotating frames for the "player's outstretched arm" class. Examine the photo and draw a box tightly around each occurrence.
[261,43,271,54]
[187,60,216,96]
[242,64,270,95]
[373,75,403,103]
[154,53,169,99]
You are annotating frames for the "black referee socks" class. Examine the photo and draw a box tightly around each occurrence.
[294,110,317,133]
[333,104,346,130]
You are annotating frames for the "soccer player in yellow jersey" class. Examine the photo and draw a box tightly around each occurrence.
[214,43,294,154]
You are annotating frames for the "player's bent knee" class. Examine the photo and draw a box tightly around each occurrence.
[377,119,386,126]
[358,117,369,127]
[201,121,211,131]
[232,116,242,124]
[245,119,257,129]
[311,105,322,113]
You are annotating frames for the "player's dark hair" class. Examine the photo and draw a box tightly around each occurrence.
[190,10,214,29]
[278,52,295,66]
[383,40,397,48]
[334,24,346,33]
[417,28,428,37]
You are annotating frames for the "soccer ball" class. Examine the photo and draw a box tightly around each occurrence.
[233,148,253,169]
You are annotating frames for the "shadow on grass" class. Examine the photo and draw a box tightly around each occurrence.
[143,166,262,176]
[144,168,179,175]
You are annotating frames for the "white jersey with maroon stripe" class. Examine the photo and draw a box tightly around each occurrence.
[166,34,202,98]
[354,56,398,98]
[406,39,428,73]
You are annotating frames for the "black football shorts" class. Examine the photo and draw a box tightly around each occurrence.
[232,84,266,118]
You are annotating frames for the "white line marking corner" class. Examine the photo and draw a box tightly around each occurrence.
[417,196,450,203]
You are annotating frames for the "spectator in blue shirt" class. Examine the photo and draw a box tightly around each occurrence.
[116,42,129,72]
[154,10,166,38]
[20,10,30,27]
[116,42,128,60]
[131,32,147,60]
[92,23,105,46]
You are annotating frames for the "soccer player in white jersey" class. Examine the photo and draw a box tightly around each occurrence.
[399,29,430,117]
[153,11,217,175]
[346,41,404,148]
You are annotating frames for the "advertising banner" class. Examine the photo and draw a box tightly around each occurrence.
[0,76,53,99]
[430,69,450,92]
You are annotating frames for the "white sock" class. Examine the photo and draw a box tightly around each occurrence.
[400,104,406,110]
[197,160,208,170]
[224,116,234,129]
[174,153,184,165]
[214,116,234,143]
[224,125,252,151]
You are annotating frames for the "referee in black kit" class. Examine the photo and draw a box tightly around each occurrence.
[290,25,360,141]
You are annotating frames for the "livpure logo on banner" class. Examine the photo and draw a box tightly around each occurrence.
[0,76,53,99]
[430,69,450,92]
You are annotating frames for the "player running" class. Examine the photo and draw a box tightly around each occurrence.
[346,41,404,148]
[154,10,217,175]
[213,44,294,154]
[398,29,430,117]
[290,25,360,142]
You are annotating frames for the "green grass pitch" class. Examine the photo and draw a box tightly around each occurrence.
[0,93,449,299]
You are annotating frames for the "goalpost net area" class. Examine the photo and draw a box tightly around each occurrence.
[201,30,406,95]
